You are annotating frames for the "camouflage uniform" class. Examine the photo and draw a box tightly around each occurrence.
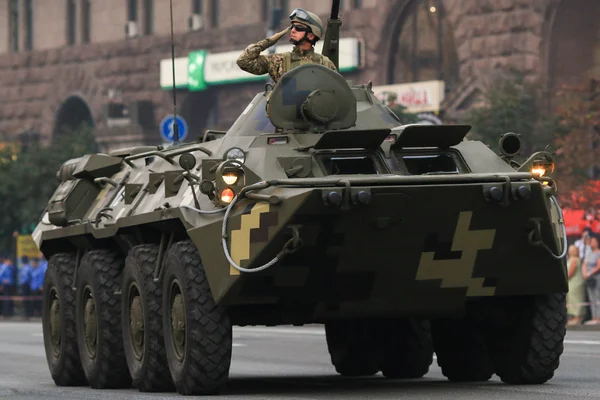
[236,38,337,84]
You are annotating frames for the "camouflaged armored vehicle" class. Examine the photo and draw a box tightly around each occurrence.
[34,0,568,396]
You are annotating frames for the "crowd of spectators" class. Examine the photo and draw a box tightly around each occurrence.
[568,228,600,325]
[0,255,47,319]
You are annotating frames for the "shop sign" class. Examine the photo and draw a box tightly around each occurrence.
[160,57,189,89]
[372,80,445,113]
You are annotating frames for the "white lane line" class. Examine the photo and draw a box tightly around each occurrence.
[235,327,325,336]
[564,340,600,345]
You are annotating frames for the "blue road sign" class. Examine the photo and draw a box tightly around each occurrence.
[160,115,188,142]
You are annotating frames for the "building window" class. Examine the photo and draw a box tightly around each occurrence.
[67,0,77,45]
[81,0,91,43]
[352,0,361,8]
[210,0,219,27]
[128,0,138,21]
[388,0,459,88]
[192,0,203,14]
[8,0,19,52]
[24,0,33,50]
[143,0,153,34]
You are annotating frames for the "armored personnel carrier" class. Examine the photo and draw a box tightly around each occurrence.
[34,0,568,396]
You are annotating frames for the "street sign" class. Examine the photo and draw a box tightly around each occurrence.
[160,115,188,142]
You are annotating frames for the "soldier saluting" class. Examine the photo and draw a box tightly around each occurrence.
[236,8,337,84]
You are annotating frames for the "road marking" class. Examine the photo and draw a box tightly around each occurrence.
[564,340,600,345]
[235,327,325,336]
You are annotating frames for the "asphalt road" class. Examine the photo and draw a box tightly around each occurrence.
[0,322,599,399]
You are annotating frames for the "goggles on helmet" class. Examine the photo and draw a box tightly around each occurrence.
[289,8,320,28]
[291,23,311,33]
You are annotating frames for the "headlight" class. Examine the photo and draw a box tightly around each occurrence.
[531,167,546,177]
[531,160,555,177]
[223,173,239,185]
[220,188,235,203]
[225,147,245,164]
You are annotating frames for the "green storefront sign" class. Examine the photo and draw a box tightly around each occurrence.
[187,50,208,91]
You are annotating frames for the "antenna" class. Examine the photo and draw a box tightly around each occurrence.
[169,0,179,144]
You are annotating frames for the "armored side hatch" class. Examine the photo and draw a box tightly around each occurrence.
[47,154,124,226]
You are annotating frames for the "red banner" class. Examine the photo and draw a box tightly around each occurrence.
[563,208,600,236]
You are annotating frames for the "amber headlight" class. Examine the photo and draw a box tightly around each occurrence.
[531,159,555,177]
[220,188,235,203]
[531,167,546,177]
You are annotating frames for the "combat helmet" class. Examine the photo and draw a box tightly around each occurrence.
[289,8,323,39]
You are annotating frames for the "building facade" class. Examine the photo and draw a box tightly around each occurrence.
[0,0,597,152]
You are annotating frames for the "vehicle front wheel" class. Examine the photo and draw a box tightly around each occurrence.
[483,293,567,384]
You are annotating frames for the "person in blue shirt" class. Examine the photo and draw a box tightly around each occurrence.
[19,256,33,319]
[0,255,15,317]
[30,257,46,317]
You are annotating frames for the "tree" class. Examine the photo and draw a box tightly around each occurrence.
[551,77,600,208]
[460,68,600,208]
[0,123,96,253]
[461,68,560,158]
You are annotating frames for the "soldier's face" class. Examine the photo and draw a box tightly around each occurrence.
[290,23,311,42]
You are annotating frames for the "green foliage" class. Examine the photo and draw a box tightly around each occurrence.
[461,69,561,158]
[0,123,96,253]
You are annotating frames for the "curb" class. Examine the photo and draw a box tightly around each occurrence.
[566,324,600,331]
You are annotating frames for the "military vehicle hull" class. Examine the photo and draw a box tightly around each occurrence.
[190,178,566,322]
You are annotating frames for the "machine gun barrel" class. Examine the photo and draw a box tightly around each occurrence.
[321,0,342,70]
[330,0,340,19]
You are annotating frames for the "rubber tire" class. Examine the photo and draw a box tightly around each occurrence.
[42,253,88,386]
[325,320,380,377]
[375,318,434,379]
[122,245,174,392]
[75,249,131,389]
[431,317,494,382]
[162,240,232,395]
[484,293,567,384]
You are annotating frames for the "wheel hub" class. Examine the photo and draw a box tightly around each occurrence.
[129,293,145,360]
[83,295,97,359]
[171,292,185,361]
[49,290,61,357]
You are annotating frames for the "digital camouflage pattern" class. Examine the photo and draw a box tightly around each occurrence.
[236,38,337,84]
